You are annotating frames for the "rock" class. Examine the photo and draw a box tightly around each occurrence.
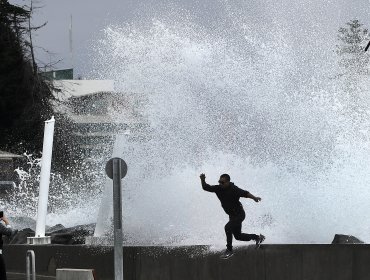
[8,228,34,244]
[49,223,95,245]
[46,224,65,233]
[331,234,364,244]
[5,223,96,245]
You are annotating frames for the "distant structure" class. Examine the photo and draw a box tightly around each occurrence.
[50,72,148,165]
[0,150,23,194]
[40,68,73,80]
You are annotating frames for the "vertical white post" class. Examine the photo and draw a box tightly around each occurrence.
[93,135,126,238]
[28,117,55,244]
[69,14,74,73]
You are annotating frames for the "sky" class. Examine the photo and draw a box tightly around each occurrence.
[10,0,228,76]
[10,0,370,78]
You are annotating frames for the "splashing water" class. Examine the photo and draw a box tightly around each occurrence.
[85,3,370,245]
[2,153,103,229]
[4,1,370,245]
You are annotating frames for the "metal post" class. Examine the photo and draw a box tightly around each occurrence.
[113,158,123,280]
[26,250,36,280]
[35,117,55,238]
[28,117,54,245]
[93,137,122,238]
[102,157,127,279]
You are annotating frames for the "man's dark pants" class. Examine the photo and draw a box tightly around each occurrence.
[225,208,258,251]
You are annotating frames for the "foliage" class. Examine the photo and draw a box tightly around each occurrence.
[336,19,370,116]
[337,19,370,76]
[0,0,77,172]
[0,1,53,151]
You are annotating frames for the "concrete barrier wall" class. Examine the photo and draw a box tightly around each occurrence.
[4,244,370,280]
[56,269,95,280]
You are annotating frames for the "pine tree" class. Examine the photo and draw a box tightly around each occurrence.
[0,0,76,172]
[336,19,370,115]
[0,1,50,150]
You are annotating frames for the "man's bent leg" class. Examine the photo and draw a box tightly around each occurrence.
[231,215,259,242]
[234,230,259,242]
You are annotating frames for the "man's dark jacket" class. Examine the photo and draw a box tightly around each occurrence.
[202,182,250,215]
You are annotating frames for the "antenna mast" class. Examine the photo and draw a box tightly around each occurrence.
[69,14,74,77]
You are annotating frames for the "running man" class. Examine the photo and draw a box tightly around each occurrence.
[200,173,265,258]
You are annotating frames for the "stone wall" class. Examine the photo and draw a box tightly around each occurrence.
[4,244,370,280]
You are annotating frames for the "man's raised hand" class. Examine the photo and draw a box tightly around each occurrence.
[254,197,262,203]
[200,173,206,180]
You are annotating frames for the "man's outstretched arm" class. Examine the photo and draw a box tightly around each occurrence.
[244,191,262,202]
[236,186,261,202]
[241,190,262,202]
[200,173,217,192]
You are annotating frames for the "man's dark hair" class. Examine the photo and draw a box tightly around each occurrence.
[220,174,230,182]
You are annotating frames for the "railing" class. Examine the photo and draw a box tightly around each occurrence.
[26,250,36,280]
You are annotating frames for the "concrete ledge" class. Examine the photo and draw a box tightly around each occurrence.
[56,269,95,280]
[27,236,52,245]
[85,236,112,246]
[3,244,370,280]
[7,272,56,280]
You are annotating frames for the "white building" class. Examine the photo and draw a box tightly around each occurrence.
[0,150,23,192]
[52,80,148,162]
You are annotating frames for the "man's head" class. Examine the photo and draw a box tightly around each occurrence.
[219,174,231,187]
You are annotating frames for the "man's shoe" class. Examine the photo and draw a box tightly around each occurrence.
[255,234,265,249]
[220,249,234,259]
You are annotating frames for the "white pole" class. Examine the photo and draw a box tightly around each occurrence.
[35,116,55,238]
[93,135,124,237]
[93,178,113,237]
[69,14,74,73]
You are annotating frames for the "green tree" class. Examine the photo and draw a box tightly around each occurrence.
[336,19,370,115]
[0,0,77,172]
[0,0,51,150]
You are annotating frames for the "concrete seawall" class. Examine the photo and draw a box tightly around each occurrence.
[4,244,370,280]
